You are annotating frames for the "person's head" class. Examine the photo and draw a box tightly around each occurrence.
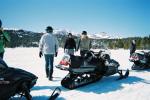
[82,31,87,35]
[68,33,72,38]
[46,26,53,33]
[81,31,88,39]
[0,19,2,28]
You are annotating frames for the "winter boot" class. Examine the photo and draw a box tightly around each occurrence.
[49,69,53,81]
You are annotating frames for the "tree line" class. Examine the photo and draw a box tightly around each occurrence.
[4,29,150,50]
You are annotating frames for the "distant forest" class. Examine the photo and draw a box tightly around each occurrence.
[50,35,150,50]
[90,36,150,50]
[4,30,150,50]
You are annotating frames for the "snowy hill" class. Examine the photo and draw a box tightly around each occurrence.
[4,28,122,39]
[4,28,43,47]
[4,28,117,41]
[88,32,111,39]
[54,29,111,39]
[4,48,150,100]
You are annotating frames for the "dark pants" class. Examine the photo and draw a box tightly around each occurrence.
[80,50,89,57]
[0,52,4,59]
[44,54,54,79]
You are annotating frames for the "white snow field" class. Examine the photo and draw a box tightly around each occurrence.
[3,48,150,100]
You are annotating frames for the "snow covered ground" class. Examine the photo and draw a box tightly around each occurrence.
[4,48,150,100]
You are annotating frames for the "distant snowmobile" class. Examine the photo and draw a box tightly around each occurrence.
[129,51,150,70]
[56,50,129,89]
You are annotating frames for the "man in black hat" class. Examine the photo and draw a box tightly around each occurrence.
[77,31,91,57]
[39,26,59,81]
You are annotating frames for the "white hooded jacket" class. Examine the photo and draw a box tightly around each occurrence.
[39,33,59,54]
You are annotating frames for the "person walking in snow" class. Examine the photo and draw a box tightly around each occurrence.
[76,31,91,57]
[64,33,76,55]
[39,26,59,81]
[130,40,136,57]
[0,19,10,59]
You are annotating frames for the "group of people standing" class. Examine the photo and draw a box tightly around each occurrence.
[38,26,137,81]
[39,26,92,81]
[64,30,91,56]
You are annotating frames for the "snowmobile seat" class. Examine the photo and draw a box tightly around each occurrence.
[70,55,84,68]
[0,58,9,73]
[0,58,8,69]
[69,54,97,73]
[69,51,107,74]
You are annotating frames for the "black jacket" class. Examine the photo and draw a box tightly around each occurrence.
[64,38,76,49]
[130,42,136,53]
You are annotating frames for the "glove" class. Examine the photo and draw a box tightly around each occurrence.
[55,52,58,57]
[39,51,43,58]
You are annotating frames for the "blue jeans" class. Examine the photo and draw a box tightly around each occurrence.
[44,54,54,78]
[65,49,75,55]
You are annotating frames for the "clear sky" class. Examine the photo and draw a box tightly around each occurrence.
[0,0,150,37]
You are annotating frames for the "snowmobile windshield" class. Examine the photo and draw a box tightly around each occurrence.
[99,44,111,57]
[0,58,8,69]
[59,54,71,66]
[62,54,70,62]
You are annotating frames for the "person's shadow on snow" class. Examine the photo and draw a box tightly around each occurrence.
[74,75,149,94]
[31,85,59,91]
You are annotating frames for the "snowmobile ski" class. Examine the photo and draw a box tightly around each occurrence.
[49,87,61,100]
[117,69,129,80]
[55,64,69,71]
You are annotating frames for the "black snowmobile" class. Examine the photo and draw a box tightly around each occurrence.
[56,50,129,89]
[0,58,38,100]
[129,51,150,70]
[0,58,62,100]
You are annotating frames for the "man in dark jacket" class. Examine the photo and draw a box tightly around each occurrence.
[64,33,76,55]
[130,40,136,57]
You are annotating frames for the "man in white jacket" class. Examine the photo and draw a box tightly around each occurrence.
[39,26,59,81]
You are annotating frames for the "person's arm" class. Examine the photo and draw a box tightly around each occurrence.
[73,39,76,50]
[3,31,10,42]
[0,28,10,46]
[89,40,92,49]
[39,35,44,52]
[76,39,81,51]
[64,39,67,51]
[55,37,59,57]
[39,35,44,58]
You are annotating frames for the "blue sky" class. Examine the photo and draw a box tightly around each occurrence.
[0,0,150,37]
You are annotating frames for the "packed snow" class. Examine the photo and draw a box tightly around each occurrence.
[3,48,150,100]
